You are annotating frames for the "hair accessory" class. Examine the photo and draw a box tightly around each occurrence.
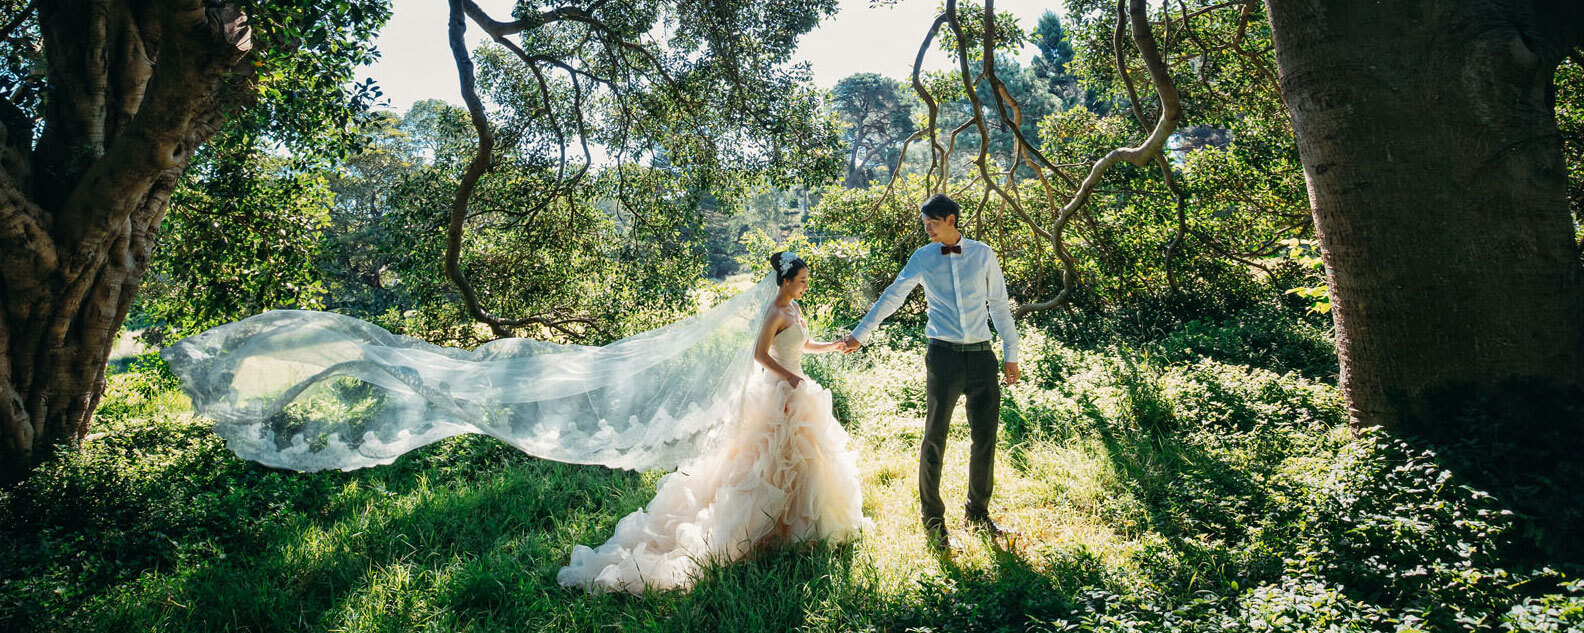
[777,252,802,275]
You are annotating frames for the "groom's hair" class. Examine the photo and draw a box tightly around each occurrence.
[920,193,960,226]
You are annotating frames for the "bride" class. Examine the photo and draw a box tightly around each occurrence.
[557,252,870,593]
[161,250,869,595]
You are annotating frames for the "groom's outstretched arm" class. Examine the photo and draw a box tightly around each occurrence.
[848,251,925,347]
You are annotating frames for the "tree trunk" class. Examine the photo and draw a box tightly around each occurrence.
[843,113,870,188]
[0,1,253,481]
[1265,0,1584,559]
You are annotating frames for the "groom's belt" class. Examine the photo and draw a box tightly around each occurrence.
[929,338,993,353]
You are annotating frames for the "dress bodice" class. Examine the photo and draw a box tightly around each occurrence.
[769,316,807,377]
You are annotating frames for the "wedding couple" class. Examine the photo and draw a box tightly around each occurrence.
[163,193,1019,596]
[556,193,1020,593]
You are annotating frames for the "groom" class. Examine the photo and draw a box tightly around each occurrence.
[840,193,1019,550]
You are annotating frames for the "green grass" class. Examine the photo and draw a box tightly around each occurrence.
[2,317,1582,632]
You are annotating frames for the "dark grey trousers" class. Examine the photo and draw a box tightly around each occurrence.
[920,341,1000,530]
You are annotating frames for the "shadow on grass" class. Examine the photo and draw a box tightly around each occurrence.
[857,536,1108,631]
[7,424,876,633]
[1079,380,1584,629]
[75,454,652,632]
[1386,381,1584,568]
[1088,415,1281,591]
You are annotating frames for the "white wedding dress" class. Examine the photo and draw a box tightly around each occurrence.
[557,314,872,594]
[161,277,868,595]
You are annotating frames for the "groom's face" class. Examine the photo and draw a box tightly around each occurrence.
[921,213,956,242]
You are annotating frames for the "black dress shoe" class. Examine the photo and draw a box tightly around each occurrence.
[925,526,961,551]
[965,514,1014,537]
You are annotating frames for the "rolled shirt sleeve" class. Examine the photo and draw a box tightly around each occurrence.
[985,249,1019,364]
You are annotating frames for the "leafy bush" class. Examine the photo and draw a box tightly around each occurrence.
[1029,276,1338,382]
[94,352,183,426]
[5,292,1580,633]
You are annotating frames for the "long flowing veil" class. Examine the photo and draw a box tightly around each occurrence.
[161,277,779,473]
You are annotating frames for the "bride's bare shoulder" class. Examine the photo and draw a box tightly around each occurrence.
[761,303,788,325]
[763,303,800,336]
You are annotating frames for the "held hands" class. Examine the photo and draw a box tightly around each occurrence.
[1003,362,1020,386]
[837,334,862,353]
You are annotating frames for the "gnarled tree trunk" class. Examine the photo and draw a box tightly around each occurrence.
[1266,0,1584,558]
[0,0,253,480]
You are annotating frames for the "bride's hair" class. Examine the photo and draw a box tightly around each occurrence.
[770,252,808,286]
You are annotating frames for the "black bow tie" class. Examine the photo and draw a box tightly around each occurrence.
[941,244,962,255]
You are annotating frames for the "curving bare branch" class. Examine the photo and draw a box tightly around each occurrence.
[1016,0,1183,317]
[445,0,598,340]
[910,14,950,192]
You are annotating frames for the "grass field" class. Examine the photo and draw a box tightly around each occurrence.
[2,317,1580,632]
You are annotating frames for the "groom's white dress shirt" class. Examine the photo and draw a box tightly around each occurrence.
[850,238,1019,364]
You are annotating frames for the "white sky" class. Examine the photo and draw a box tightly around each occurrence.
[360,0,1066,113]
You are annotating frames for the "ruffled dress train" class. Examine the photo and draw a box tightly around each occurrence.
[557,319,871,594]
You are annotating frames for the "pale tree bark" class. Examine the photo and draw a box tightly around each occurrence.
[1266,0,1584,559]
[0,0,254,480]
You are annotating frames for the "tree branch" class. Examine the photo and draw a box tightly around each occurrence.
[0,168,57,296]
[459,0,607,39]
[445,0,598,340]
[944,0,1011,228]
[1019,0,1182,316]
[865,128,924,220]
[0,0,34,44]
[1189,228,1275,275]
[1176,0,1215,78]
[910,14,950,192]
[446,0,513,339]
[1181,0,1253,22]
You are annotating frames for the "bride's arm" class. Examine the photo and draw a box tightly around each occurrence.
[753,308,801,386]
[803,338,841,353]
[794,304,839,353]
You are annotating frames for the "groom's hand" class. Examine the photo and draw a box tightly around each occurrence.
[839,334,861,353]
[1003,362,1020,386]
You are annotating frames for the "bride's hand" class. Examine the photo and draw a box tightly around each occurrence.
[786,374,803,389]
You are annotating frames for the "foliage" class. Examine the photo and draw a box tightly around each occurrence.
[133,0,849,347]
[454,0,845,214]
[830,73,919,188]
[1277,238,1330,314]
[1032,10,1077,90]
[1559,55,1584,250]
[334,100,718,346]
[937,1,1032,62]
[5,312,1580,632]
[136,130,334,342]
[1027,269,1339,382]
[803,1,1311,313]
[0,0,41,121]
[128,0,393,341]
[700,186,814,277]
